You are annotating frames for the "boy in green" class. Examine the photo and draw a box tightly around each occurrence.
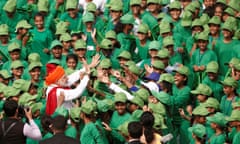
[220,77,239,116]
[60,0,81,32]
[0,24,10,64]
[49,40,66,67]
[208,16,222,50]
[191,31,217,84]
[80,100,105,144]
[28,62,44,88]
[30,13,53,65]
[134,23,150,62]
[59,33,72,56]
[191,83,213,106]
[207,112,227,144]
[226,110,240,144]
[214,20,240,76]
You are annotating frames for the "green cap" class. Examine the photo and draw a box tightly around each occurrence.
[47,59,61,65]
[0,70,11,79]
[130,109,143,121]
[16,20,32,31]
[200,13,210,25]
[105,30,116,39]
[120,14,135,25]
[134,88,150,102]
[53,106,68,118]
[152,60,165,70]
[8,42,20,52]
[82,12,95,23]
[114,92,127,103]
[234,63,240,71]
[192,105,209,116]
[28,62,42,71]
[151,91,170,105]
[4,86,21,99]
[234,29,240,40]
[137,23,149,34]
[3,0,16,13]
[18,93,37,106]
[169,1,181,9]
[216,0,226,4]
[192,19,203,28]
[206,61,219,73]
[96,98,114,112]
[191,84,212,96]
[129,96,144,107]
[163,36,174,47]
[31,102,43,113]
[11,60,24,69]
[197,31,209,41]
[157,12,166,20]
[225,57,240,66]
[188,124,206,139]
[118,50,131,60]
[158,73,174,84]
[66,0,77,10]
[50,40,63,49]
[226,110,240,122]
[69,107,81,123]
[192,1,201,9]
[74,39,87,50]
[232,101,240,108]
[99,58,112,69]
[130,0,141,6]
[86,2,97,12]
[185,3,196,13]
[109,0,123,11]
[181,11,192,27]
[153,114,167,130]
[117,121,129,136]
[55,21,68,35]
[207,112,227,127]
[0,24,9,35]
[220,77,238,88]
[224,8,235,16]
[159,21,171,35]
[222,21,234,32]
[100,39,113,49]
[12,79,31,92]
[149,41,160,50]
[173,65,189,76]
[203,97,220,110]
[28,53,40,63]
[60,33,71,42]
[157,48,169,58]
[37,0,49,12]
[208,16,221,25]
[147,0,159,4]
[228,0,240,12]
[128,64,141,76]
[124,61,136,67]
[148,102,166,116]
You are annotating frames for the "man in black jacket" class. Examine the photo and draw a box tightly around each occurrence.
[40,115,79,144]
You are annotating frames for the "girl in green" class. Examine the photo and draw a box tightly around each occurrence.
[30,13,53,65]
[208,16,222,50]
[60,33,73,56]
[220,77,239,116]
[65,54,78,75]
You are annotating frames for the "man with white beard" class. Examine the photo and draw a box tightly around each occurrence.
[44,55,99,115]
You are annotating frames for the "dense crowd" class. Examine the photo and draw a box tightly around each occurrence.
[0,0,240,144]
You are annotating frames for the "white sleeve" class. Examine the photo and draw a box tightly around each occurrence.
[109,83,134,100]
[57,75,89,101]
[67,68,86,86]
[23,120,42,140]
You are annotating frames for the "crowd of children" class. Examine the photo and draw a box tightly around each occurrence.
[0,0,240,143]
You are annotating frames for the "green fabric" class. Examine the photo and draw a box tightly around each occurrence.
[134,39,150,61]
[60,12,82,31]
[42,132,53,140]
[209,133,226,144]
[233,131,240,144]
[95,119,110,144]
[110,111,131,129]
[65,125,77,139]
[220,95,240,116]
[80,122,105,144]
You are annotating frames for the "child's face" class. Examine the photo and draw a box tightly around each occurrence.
[10,51,20,61]
[204,0,215,8]
[137,32,147,41]
[207,72,217,80]
[148,95,158,104]
[131,5,141,15]
[0,35,9,43]
[197,94,207,103]
[12,67,24,77]
[127,103,138,113]
[34,16,44,30]
[51,46,62,59]
[192,26,203,34]
[74,49,86,58]
[147,3,158,13]
[29,67,41,81]
[197,40,208,51]
[67,9,77,18]
[222,29,232,39]
[214,6,223,18]
[170,9,181,20]
[210,122,217,129]
[149,50,158,58]
[174,73,187,87]
[110,10,122,21]
[115,102,126,115]
[85,22,93,29]
[223,85,234,95]
[209,24,220,35]
[67,58,77,69]
[62,41,71,49]
[206,107,216,114]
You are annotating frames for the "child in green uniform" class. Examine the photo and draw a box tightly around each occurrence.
[188,124,206,144]
[60,33,72,56]
[226,110,240,144]
[208,16,222,50]
[49,40,66,67]
[207,112,227,144]
[220,77,239,116]
[191,83,213,106]
[65,54,78,75]
[0,24,10,64]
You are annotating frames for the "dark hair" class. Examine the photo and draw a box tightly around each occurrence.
[203,7,214,17]
[140,111,154,143]
[161,81,173,94]
[34,12,45,21]
[128,121,143,139]
[114,22,124,34]
[41,115,53,133]
[66,53,78,63]
[214,3,227,12]
[3,100,18,117]
[52,115,67,131]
